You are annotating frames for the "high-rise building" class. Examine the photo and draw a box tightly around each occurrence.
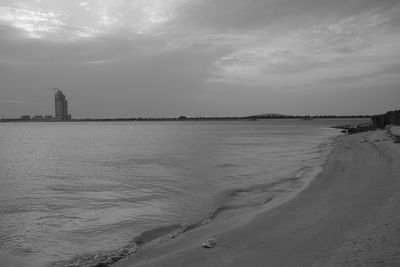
[55,89,70,120]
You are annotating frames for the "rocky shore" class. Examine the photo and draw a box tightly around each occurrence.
[333,109,400,135]
[332,122,375,134]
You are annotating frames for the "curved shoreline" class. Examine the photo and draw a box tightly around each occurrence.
[58,129,339,267]
[113,129,400,267]
[105,134,338,266]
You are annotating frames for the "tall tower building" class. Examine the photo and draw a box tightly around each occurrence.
[55,89,70,120]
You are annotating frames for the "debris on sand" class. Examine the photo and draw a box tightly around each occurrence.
[202,239,216,248]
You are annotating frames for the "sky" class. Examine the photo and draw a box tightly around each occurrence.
[0,0,399,118]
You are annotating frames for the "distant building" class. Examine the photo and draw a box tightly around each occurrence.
[55,89,70,120]
[20,115,30,120]
[32,115,44,120]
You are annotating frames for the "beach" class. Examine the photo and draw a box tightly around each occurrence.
[114,128,400,267]
[0,120,347,266]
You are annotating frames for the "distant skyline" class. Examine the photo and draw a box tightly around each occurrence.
[1,0,399,118]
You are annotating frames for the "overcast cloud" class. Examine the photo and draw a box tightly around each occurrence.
[0,0,399,118]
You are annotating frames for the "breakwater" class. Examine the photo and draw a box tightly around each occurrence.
[371,110,400,129]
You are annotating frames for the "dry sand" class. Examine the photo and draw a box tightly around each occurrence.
[114,129,400,267]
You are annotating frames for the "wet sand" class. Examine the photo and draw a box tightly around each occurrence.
[114,129,400,267]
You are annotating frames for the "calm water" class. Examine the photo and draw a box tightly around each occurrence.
[0,119,368,266]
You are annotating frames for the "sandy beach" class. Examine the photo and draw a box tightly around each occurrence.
[113,128,400,267]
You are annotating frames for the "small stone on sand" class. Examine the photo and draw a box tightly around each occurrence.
[202,239,216,248]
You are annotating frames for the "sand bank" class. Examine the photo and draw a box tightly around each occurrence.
[114,130,400,267]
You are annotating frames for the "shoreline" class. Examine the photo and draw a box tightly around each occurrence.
[113,129,400,267]
[0,117,371,123]
[61,128,339,267]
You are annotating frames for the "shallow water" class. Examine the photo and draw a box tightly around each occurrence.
[0,119,369,266]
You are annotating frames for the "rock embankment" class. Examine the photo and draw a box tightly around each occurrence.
[371,110,400,129]
[336,109,400,136]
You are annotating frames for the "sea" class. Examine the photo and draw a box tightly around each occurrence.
[0,119,369,266]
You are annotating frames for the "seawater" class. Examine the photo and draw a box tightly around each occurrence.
[0,119,368,266]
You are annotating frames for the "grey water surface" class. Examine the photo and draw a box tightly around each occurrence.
[0,119,368,266]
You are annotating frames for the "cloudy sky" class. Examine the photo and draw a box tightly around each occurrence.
[0,0,399,118]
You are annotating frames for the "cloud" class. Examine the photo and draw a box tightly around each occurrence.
[206,2,400,89]
[0,0,399,117]
[0,6,66,38]
[0,0,191,40]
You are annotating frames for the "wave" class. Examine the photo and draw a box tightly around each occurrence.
[55,165,319,267]
[56,135,338,267]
